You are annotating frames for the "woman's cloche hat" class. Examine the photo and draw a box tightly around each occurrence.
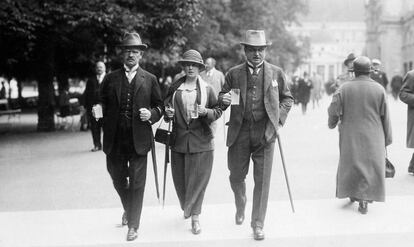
[178,49,206,70]
[118,32,148,50]
[240,30,272,47]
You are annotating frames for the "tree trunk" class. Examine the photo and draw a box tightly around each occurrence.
[37,74,56,131]
[36,39,56,132]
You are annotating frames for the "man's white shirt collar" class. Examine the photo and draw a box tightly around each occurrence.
[247,61,263,74]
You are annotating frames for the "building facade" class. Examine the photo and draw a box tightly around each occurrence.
[365,0,414,77]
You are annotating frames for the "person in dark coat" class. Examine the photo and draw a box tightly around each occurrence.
[83,61,106,151]
[391,74,403,100]
[93,32,163,241]
[164,49,222,235]
[399,70,414,174]
[296,72,313,114]
[328,56,392,214]
[219,30,293,240]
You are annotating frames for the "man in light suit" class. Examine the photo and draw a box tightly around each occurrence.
[219,30,293,240]
[93,32,163,241]
[200,57,225,96]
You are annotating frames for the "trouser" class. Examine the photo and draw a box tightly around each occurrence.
[88,110,102,147]
[228,118,275,228]
[171,150,213,218]
[106,152,147,229]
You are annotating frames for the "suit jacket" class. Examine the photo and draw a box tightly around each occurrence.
[83,75,101,110]
[164,76,222,153]
[219,61,293,147]
[99,67,163,155]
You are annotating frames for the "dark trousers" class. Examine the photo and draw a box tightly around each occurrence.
[171,150,213,218]
[87,110,102,148]
[106,152,147,229]
[228,118,275,228]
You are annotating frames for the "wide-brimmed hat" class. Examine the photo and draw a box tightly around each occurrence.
[343,53,356,66]
[240,30,272,47]
[118,32,148,50]
[178,50,205,70]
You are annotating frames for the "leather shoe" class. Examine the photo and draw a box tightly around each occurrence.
[349,197,357,203]
[122,211,128,226]
[235,212,245,225]
[191,220,201,235]
[90,146,101,152]
[253,226,265,240]
[126,228,137,241]
[358,201,368,215]
[408,165,414,174]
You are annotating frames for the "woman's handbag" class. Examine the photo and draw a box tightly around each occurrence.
[154,119,175,146]
[385,149,395,178]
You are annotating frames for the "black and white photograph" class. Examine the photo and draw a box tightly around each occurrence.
[1,0,414,246]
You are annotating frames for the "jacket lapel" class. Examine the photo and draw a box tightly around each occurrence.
[263,62,272,94]
[238,64,248,108]
[134,67,145,95]
[115,70,123,104]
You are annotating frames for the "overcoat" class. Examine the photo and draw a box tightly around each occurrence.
[399,70,414,148]
[219,61,293,147]
[99,67,163,155]
[328,75,392,202]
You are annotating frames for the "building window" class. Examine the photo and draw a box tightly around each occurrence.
[404,62,408,74]
[410,61,413,71]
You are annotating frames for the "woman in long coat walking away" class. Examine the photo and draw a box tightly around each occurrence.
[164,49,222,234]
[328,56,392,214]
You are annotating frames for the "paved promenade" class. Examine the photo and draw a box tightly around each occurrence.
[1,96,414,246]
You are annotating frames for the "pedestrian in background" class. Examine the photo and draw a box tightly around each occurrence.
[370,59,389,90]
[200,57,225,96]
[219,30,293,240]
[83,61,106,151]
[296,71,312,114]
[328,56,392,214]
[164,49,222,235]
[391,74,403,100]
[399,69,414,174]
[326,53,356,94]
[93,32,163,241]
[310,71,323,109]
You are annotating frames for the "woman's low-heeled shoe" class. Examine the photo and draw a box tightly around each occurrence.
[191,220,201,234]
[358,201,368,214]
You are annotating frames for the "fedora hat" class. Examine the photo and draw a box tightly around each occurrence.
[178,50,205,70]
[343,53,356,66]
[240,30,272,47]
[118,32,148,50]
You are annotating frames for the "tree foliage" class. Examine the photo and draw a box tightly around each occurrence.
[184,0,310,72]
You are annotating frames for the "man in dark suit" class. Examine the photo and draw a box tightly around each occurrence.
[93,32,163,241]
[219,30,293,240]
[83,61,106,151]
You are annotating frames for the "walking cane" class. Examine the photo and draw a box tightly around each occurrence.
[162,121,172,208]
[150,131,160,202]
[276,131,295,213]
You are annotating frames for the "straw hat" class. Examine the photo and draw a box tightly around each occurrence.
[118,32,148,50]
[240,30,272,47]
[178,50,205,70]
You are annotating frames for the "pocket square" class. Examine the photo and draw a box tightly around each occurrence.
[272,79,278,87]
